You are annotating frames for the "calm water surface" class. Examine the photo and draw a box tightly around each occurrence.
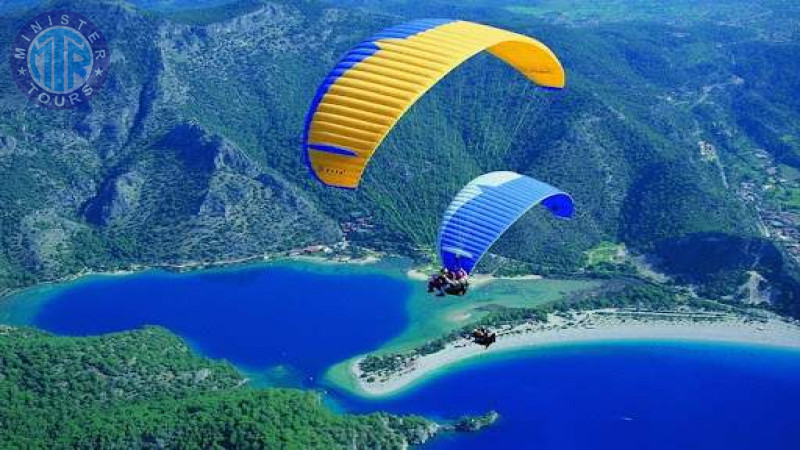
[5,263,800,449]
[30,263,409,383]
[336,343,800,449]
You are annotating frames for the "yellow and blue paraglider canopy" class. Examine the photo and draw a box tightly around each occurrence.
[438,171,574,274]
[303,19,566,189]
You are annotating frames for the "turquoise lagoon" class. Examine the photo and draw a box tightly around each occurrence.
[2,261,799,449]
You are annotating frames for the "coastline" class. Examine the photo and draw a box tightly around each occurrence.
[2,250,549,306]
[406,269,542,288]
[343,311,800,398]
[0,249,387,304]
[0,249,397,327]
[9,253,800,403]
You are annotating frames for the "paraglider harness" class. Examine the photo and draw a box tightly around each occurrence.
[428,267,469,297]
[470,327,496,348]
[444,281,469,296]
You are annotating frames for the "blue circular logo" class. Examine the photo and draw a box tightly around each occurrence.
[9,10,110,110]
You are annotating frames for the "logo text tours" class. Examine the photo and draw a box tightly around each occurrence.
[10,10,110,110]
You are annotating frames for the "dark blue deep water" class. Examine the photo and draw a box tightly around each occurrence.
[33,264,410,382]
[19,264,800,449]
[338,343,800,450]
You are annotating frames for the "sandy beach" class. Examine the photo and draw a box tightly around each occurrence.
[407,269,542,288]
[351,310,800,397]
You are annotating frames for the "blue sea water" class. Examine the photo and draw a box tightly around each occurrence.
[8,263,800,449]
[337,343,800,449]
[31,264,410,383]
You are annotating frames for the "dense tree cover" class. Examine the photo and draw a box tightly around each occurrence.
[0,1,798,306]
[621,160,751,250]
[553,284,694,312]
[0,326,435,449]
[0,0,788,284]
[653,234,800,317]
[3,1,796,445]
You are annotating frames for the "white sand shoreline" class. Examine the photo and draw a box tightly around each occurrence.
[350,311,800,397]
[406,268,542,288]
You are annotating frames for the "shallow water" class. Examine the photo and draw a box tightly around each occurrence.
[4,263,800,449]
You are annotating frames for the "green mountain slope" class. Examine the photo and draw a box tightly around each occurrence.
[1,0,798,315]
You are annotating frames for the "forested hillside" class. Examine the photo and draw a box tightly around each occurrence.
[0,325,439,448]
[1,0,798,314]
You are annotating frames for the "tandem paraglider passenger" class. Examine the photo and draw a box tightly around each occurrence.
[428,267,469,297]
[427,268,447,296]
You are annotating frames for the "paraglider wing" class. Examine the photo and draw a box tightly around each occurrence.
[437,171,574,274]
[303,19,565,189]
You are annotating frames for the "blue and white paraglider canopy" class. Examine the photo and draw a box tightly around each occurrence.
[437,171,574,274]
